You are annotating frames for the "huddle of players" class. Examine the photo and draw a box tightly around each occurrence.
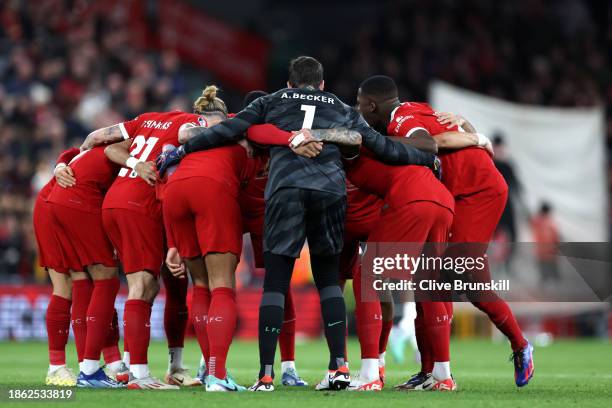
[34,55,534,392]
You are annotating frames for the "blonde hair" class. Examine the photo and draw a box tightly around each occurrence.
[193,85,228,117]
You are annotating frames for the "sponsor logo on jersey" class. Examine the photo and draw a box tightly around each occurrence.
[393,115,414,133]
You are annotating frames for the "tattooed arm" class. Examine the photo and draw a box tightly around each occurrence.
[301,128,362,146]
[80,124,126,151]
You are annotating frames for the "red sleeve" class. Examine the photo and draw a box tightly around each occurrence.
[247,124,291,146]
[56,148,80,165]
[118,115,143,140]
[388,115,430,138]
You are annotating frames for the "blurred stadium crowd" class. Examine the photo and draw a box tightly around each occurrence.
[0,0,610,280]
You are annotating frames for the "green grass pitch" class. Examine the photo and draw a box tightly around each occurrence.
[1,338,611,407]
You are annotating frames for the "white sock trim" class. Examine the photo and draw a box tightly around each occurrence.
[168,347,184,372]
[123,351,130,368]
[131,364,150,379]
[281,360,295,373]
[361,359,379,381]
[80,359,101,376]
[378,352,386,367]
[48,364,65,373]
[432,361,451,381]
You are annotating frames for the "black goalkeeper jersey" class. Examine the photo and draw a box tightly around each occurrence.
[182,87,435,199]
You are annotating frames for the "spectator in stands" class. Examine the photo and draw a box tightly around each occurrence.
[531,202,561,283]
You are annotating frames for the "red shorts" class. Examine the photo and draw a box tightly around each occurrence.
[163,177,242,259]
[49,203,116,272]
[339,212,380,281]
[102,208,163,275]
[33,197,68,274]
[450,190,507,243]
[368,201,453,244]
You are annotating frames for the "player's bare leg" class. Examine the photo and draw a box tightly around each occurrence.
[203,252,244,391]
[161,265,199,386]
[76,265,123,388]
[45,270,76,386]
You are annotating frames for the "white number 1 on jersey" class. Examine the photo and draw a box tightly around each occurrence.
[300,104,316,129]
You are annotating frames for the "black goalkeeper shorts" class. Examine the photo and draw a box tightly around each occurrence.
[264,188,346,258]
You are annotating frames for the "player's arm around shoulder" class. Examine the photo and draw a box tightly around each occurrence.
[80,124,127,150]
[388,128,438,154]
[105,139,158,186]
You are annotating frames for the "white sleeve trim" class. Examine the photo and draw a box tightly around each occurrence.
[118,122,130,140]
[404,126,427,138]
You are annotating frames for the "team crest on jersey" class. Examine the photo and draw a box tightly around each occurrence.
[198,116,208,127]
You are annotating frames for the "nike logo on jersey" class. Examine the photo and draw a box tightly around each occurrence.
[327,321,343,327]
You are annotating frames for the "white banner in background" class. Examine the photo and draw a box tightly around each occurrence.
[430,81,608,242]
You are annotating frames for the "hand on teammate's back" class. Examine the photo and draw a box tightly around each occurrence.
[135,161,158,186]
[435,111,466,129]
[289,129,323,158]
[54,165,76,188]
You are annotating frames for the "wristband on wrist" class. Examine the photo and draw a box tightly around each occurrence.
[126,157,140,169]
[476,133,489,147]
[290,133,306,148]
[53,163,67,175]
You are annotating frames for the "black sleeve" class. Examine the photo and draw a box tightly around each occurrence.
[348,109,435,166]
[183,97,266,154]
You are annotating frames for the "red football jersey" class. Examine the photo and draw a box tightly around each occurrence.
[48,146,119,213]
[388,102,505,197]
[347,152,453,211]
[38,179,54,202]
[239,157,269,221]
[167,145,263,199]
[37,147,81,202]
[345,180,382,225]
[103,111,205,218]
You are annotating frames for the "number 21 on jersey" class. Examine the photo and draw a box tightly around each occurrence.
[118,136,159,178]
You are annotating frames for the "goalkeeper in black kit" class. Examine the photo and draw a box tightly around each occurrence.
[156,56,438,392]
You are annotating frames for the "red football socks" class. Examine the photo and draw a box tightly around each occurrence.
[279,289,296,362]
[473,300,527,352]
[84,278,120,361]
[192,286,211,363]
[162,273,189,348]
[102,309,121,364]
[46,295,71,365]
[71,279,93,362]
[123,299,152,365]
[207,287,237,379]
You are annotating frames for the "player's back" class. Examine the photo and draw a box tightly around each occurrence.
[258,87,355,199]
[103,111,200,219]
[347,150,453,212]
[48,146,118,213]
[393,102,506,198]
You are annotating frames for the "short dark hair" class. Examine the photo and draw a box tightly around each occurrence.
[359,75,398,98]
[243,90,267,108]
[288,56,324,88]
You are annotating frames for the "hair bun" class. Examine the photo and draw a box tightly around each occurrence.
[202,85,218,102]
